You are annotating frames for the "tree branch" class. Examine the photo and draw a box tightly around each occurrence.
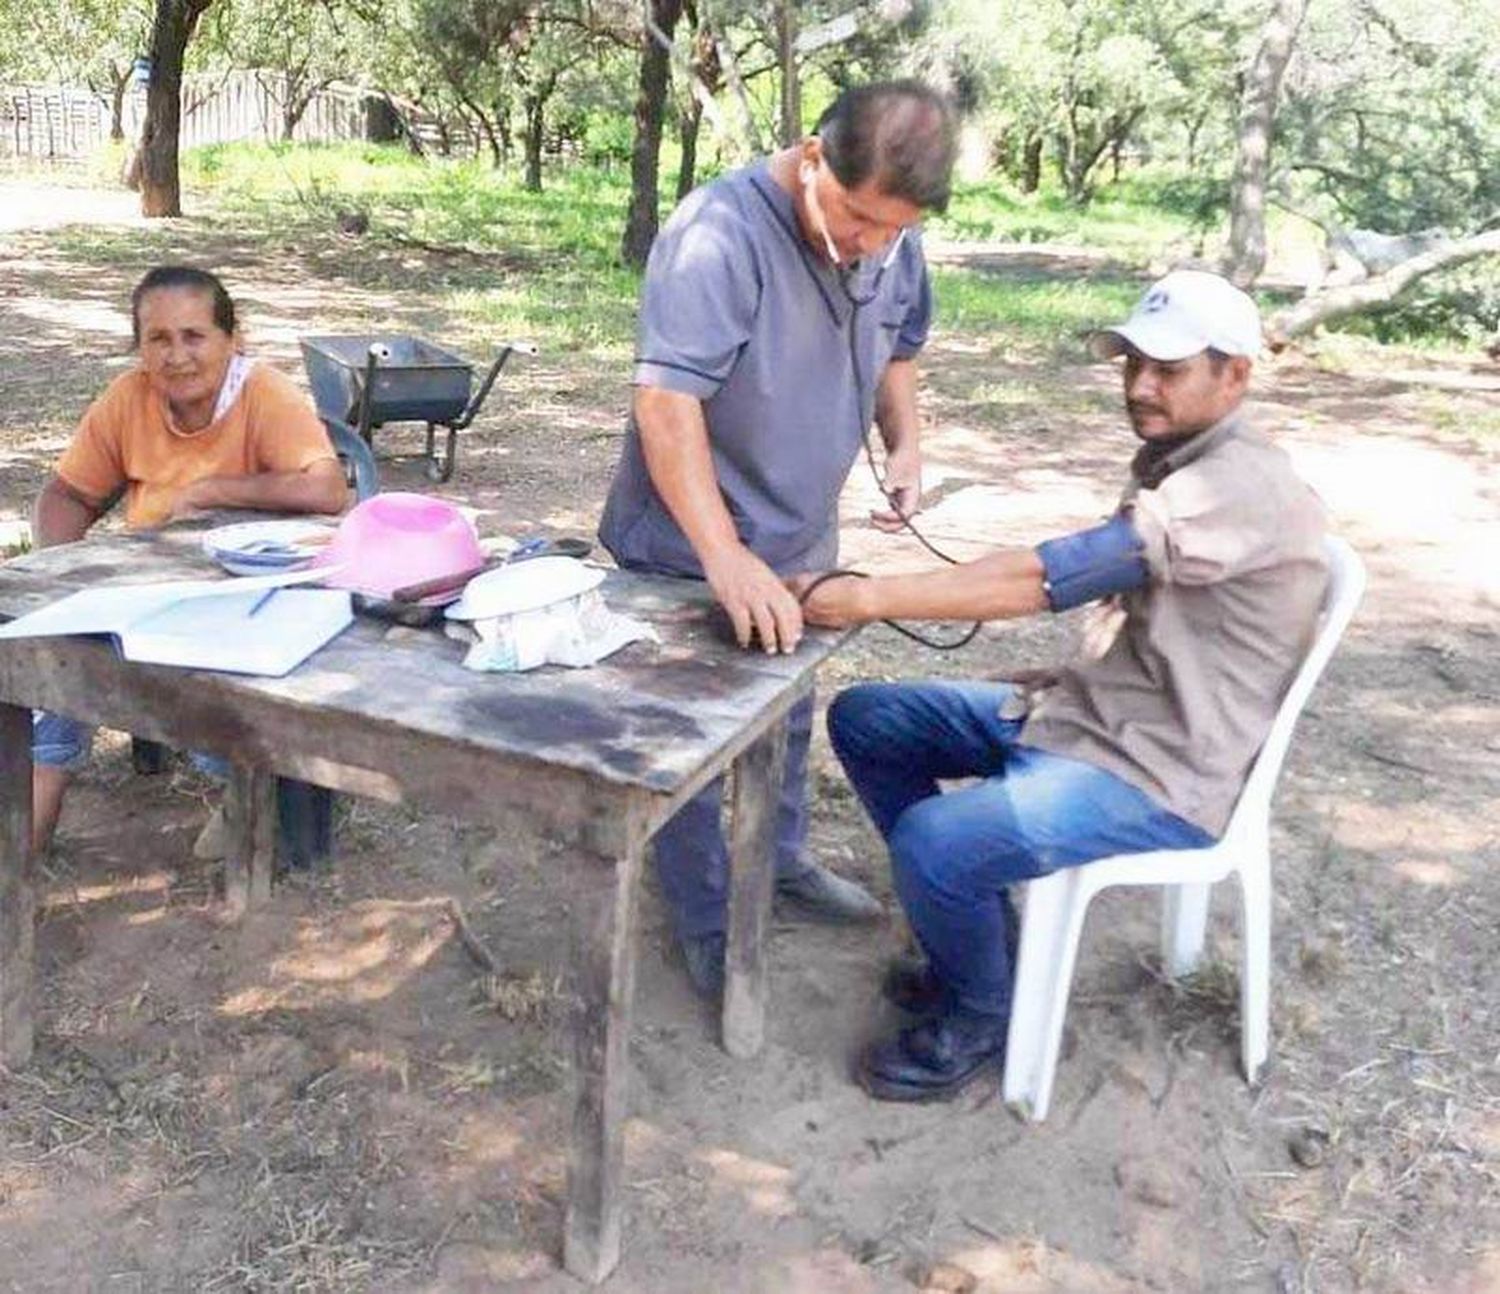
[1266,228,1500,347]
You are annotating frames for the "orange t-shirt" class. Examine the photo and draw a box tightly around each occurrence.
[56,363,336,530]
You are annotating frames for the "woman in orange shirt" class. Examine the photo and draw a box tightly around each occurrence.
[30,265,348,853]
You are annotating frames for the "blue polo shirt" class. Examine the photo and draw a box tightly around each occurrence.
[598,160,933,577]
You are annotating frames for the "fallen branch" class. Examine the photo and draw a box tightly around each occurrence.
[445,898,501,976]
[1266,228,1500,348]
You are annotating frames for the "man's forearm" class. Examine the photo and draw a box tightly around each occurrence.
[875,358,921,455]
[843,548,1049,623]
[634,387,742,563]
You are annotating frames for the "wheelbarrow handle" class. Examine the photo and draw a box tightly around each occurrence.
[356,345,383,442]
[453,339,538,430]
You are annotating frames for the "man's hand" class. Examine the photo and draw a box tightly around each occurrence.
[871,444,921,532]
[785,571,869,629]
[705,545,804,653]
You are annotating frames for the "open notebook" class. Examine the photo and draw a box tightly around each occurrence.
[0,569,352,677]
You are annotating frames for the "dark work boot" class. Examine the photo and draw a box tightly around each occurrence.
[857,1011,1008,1103]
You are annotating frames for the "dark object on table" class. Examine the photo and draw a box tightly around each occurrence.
[351,591,450,628]
[382,536,594,605]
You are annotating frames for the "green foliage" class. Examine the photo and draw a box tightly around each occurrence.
[1280,0,1500,233]
[930,269,1140,351]
[181,141,640,352]
[579,109,635,167]
[1331,264,1500,348]
[931,171,1200,261]
[0,0,151,90]
[908,0,1259,202]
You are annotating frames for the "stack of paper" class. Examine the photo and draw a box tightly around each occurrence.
[0,569,352,677]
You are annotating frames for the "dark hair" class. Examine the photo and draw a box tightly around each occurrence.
[815,80,958,214]
[130,265,236,346]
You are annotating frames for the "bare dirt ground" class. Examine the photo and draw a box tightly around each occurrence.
[1,182,1498,1294]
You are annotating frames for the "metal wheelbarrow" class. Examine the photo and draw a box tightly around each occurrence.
[300,335,537,483]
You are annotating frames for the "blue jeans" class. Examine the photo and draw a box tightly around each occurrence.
[827,681,1214,1020]
[654,691,814,939]
[32,711,228,779]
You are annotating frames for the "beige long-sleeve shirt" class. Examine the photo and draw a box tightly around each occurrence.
[1020,410,1329,836]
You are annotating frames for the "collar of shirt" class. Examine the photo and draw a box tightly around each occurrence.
[1129,406,1247,491]
[746,165,887,327]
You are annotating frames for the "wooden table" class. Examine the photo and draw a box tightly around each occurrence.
[0,526,852,1283]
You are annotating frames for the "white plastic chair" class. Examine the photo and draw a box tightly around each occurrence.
[1002,536,1366,1122]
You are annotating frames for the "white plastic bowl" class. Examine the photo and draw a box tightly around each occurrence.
[445,556,605,621]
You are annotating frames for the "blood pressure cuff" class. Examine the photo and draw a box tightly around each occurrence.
[1035,512,1150,612]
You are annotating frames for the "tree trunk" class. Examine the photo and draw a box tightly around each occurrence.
[1184,110,1205,170]
[1265,230,1500,348]
[457,91,502,167]
[676,98,702,201]
[1058,98,1086,202]
[523,93,544,193]
[620,0,685,268]
[774,0,800,147]
[709,17,764,157]
[497,96,513,164]
[1224,0,1309,287]
[1020,133,1042,194]
[138,0,212,218]
[281,74,313,142]
[108,64,130,141]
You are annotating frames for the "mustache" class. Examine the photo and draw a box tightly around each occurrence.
[1127,400,1167,418]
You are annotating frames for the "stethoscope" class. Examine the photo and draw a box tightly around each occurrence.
[805,202,981,650]
[835,228,907,308]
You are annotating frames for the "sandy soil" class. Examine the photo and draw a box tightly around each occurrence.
[0,182,1498,1294]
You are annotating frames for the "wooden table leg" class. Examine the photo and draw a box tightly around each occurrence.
[0,702,35,1065]
[223,765,277,918]
[563,837,644,1284]
[722,716,789,1059]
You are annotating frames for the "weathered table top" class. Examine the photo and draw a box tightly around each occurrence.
[0,524,853,854]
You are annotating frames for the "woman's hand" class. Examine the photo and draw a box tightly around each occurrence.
[166,478,216,522]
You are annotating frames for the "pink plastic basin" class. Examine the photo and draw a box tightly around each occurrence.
[312,492,483,599]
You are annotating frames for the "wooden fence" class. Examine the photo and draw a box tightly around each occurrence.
[0,84,112,161]
[0,71,471,162]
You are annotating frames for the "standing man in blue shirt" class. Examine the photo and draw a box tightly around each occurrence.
[599,81,958,996]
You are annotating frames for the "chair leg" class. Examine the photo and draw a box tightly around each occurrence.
[1161,882,1213,977]
[1003,870,1092,1123]
[1237,860,1271,1084]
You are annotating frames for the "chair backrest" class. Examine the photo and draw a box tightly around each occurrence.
[1223,535,1367,838]
[322,416,380,501]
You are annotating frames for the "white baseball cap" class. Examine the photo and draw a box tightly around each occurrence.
[1092,269,1262,362]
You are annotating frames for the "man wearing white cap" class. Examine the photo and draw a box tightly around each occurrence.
[790,269,1329,1102]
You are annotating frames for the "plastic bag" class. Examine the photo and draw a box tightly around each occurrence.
[446,588,657,672]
